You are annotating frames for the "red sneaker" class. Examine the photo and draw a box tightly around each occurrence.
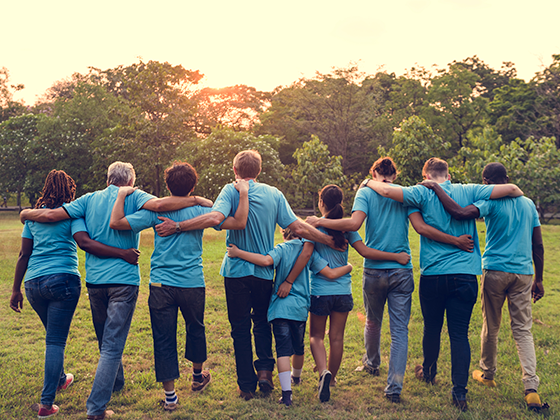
[38,404,59,418]
[57,373,74,392]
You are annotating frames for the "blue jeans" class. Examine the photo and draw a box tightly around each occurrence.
[148,285,207,382]
[419,274,478,401]
[362,268,413,395]
[86,285,138,416]
[271,319,306,358]
[224,276,274,393]
[25,274,81,406]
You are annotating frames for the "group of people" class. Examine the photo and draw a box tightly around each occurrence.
[9,150,545,419]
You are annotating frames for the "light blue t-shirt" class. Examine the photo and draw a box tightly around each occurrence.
[22,217,87,281]
[267,239,327,322]
[63,185,155,286]
[403,181,494,276]
[474,196,540,275]
[307,227,362,296]
[352,185,413,270]
[212,180,298,280]
[125,206,212,288]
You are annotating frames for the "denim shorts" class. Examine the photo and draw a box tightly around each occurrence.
[310,294,354,316]
[271,319,306,358]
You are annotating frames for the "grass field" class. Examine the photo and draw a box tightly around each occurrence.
[1,211,559,419]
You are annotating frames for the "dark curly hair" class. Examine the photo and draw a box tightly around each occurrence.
[34,170,76,209]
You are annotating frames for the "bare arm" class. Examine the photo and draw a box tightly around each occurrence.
[319,263,353,280]
[10,238,33,313]
[352,240,411,265]
[226,244,273,266]
[73,232,140,265]
[220,180,249,230]
[110,187,134,230]
[277,242,314,298]
[20,207,69,224]
[365,179,404,203]
[288,219,342,251]
[409,212,474,252]
[420,181,480,220]
[531,226,544,303]
[489,184,523,199]
[306,211,366,232]
[142,195,213,212]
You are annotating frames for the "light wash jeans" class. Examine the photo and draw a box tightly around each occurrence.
[362,268,414,395]
[25,273,81,405]
[86,285,138,416]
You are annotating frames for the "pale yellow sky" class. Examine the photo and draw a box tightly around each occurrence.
[3,0,559,105]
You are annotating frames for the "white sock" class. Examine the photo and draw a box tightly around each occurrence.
[291,368,302,378]
[278,371,292,391]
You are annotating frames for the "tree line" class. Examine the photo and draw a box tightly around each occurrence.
[1,55,559,221]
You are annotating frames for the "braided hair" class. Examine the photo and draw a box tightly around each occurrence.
[34,170,76,209]
[319,185,346,249]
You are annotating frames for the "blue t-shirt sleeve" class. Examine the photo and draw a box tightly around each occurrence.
[530,201,541,228]
[126,210,159,234]
[212,184,235,219]
[346,230,362,245]
[469,184,494,202]
[22,222,32,239]
[70,218,88,235]
[134,190,157,211]
[402,185,424,209]
[63,194,89,219]
[352,187,369,214]
[473,199,492,218]
[267,243,284,269]
[276,191,298,229]
[309,250,329,275]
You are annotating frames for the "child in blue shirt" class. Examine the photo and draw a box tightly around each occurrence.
[227,227,351,406]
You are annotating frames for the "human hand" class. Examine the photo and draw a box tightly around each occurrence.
[419,180,438,190]
[227,244,240,258]
[118,186,137,197]
[234,179,249,194]
[532,279,544,303]
[456,234,474,252]
[10,290,24,313]
[122,248,140,265]
[305,216,321,228]
[195,196,213,207]
[155,217,177,237]
[277,281,292,298]
[396,252,411,266]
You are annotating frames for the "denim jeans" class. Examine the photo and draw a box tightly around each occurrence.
[362,268,413,395]
[419,274,478,400]
[148,285,207,383]
[25,274,81,406]
[271,319,306,358]
[224,276,274,393]
[86,285,138,416]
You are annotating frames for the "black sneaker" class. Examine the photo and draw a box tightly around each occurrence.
[279,390,292,407]
[291,375,301,385]
[318,370,332,402]
[362,354,380,376]
[385,393,401,403]
[453,398,468,412]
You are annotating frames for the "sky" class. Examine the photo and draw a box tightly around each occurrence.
[3,0,560,105]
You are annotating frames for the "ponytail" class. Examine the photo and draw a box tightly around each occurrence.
[319,185,346,249]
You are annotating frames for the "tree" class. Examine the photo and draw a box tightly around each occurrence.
[532,54,560,147]
[0,67,27,122]
[291,136,346,212]
[378,116,450,186]
[182,128,285,200]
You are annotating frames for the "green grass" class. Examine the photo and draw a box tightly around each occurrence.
[1,211,559,419]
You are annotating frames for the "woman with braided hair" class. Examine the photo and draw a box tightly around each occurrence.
[10,170,139,419]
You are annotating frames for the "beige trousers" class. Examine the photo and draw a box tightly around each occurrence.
[479,270,539,390]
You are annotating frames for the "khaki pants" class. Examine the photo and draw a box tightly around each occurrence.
[479,270,539,390]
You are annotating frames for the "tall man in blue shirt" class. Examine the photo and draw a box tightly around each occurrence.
[20,161,208,420]
[420,162,545,411]
[365,157,523,411]
[156,150,338,400]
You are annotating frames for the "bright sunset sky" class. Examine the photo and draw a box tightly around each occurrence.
[3,0,560,105]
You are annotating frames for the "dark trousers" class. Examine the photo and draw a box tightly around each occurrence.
[419,274,478,400]
[224,276,274,393]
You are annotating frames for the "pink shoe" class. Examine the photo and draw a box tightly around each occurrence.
[38,404,59,418]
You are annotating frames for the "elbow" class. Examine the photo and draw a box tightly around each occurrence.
[109,220,118,230]
[290,221,305,237]
[210,213,225,227]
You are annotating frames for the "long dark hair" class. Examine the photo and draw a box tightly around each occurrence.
[319,184,346,249]
[34,170,76,209]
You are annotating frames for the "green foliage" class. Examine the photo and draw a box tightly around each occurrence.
[291,136,346,211]
[182,128,285,200]
[0,67,27,122]
[379,116,450,186]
